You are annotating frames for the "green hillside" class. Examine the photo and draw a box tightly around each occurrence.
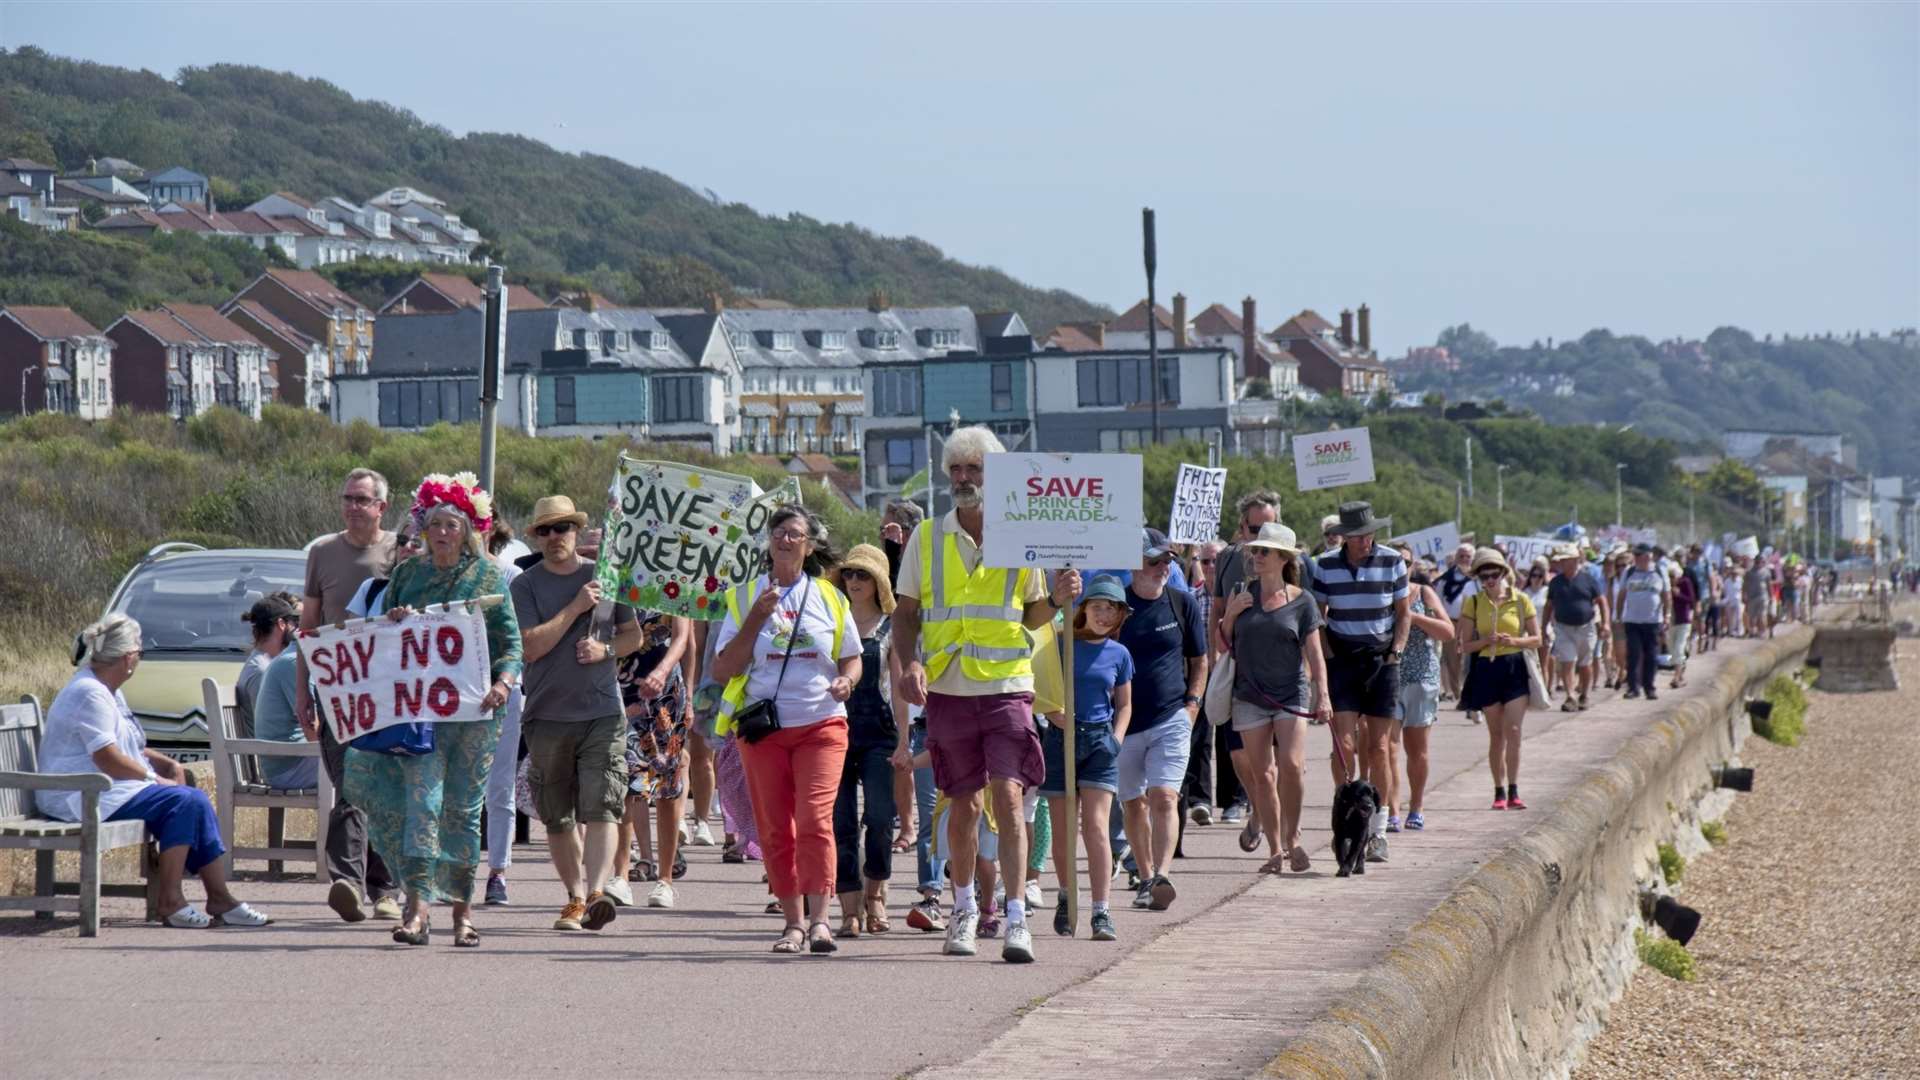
[1402,325,1920,476]
[0,46,1110,328]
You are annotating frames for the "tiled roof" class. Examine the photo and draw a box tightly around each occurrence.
[117,309,204,346]
[1191,303,1243,336]
[261,269,364,315]
[53,178,146,205]
[417,273,487,308]
[1275,309,1336,338]
[90,207,173,231]
[218,210,294,235]
[1110,300,1174,333]
[2,305,104,340]
[224,299,319,349]
[269,191,314,209]
[161,303,263,348]
[1044,323,1103,351]
[268,214,328,237]
[0,174,35,197]
[0,158,55,172]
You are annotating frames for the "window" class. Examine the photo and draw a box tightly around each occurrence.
[397,381,420,427]
[729,329,752,350]
[571,329,588,350]
[991,362,1012,412]
[917,328,963,349]
[97,378,108,404]
[860,328,900,349]
[604,330,623,353]
[418,379,441,425]
[884,437,921,484]
[1098,428,1147,451]
[771,331,796,352]
[79,378,89,402]
[831,412,852,450]
[650,331,669,351]
[553,376,576,424]
[820,330,847,352]
[873,368,920,416]
[654,375,703,423]
[1075,357,1180,407]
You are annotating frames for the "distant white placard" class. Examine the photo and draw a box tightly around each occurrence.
[1392,521,1460,563]
[1496,534,1559,569]
[982,452,1145,570]
[1293,427,1376,491]
[1167,463,1228,545]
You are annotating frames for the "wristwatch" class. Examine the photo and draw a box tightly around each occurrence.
[1183,694,1201,707]
[1389,649,1404,662]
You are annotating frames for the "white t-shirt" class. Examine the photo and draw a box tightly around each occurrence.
[36,668,153,821]
[714,575,861,729]
[1619,568,1670,624]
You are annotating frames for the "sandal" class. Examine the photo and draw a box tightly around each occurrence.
[1238,817,1261,853]
[866,889,892,934]
[765,899,784,915]
[628,859,658,883]
[453,921,481,948]
[163,903,212,929]
[891,832,916,853]
[839,914,863,938]
[808,922,838,955]
[1288,846,1312,873]
[392,915,431,946]
[211,902,272,928]
[772,926,806,954]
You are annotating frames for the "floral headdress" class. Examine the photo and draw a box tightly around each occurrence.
[410,471,494,534]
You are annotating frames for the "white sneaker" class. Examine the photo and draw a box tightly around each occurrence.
[603,877,635,907]
[1024,878,1043,910]
[944,908,979,956]
[678,823,689,845]
[647,881,675,908]
[689,819,716,847]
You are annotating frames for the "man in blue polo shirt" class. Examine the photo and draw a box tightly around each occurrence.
[1309,501,1411,863]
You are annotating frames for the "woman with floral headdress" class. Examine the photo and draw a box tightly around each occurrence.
[344,473,523,948]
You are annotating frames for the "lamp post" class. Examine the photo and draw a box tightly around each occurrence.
[1615,462,1627,528]
[1143,207,1160,446]
[19,365,37,416]
[1496,463,1509,512]
[1465,436,1474,500]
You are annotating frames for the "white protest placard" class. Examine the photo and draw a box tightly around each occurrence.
[595,457,802,621]
[1167,463,1228,545]
[981,452,1145,569]
[1293,426,1376,491]
[1496,534,1559,569]
[1392,521,1460,563]
[299,602,494,744]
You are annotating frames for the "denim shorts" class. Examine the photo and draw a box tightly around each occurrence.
[1039,722,1120,796]
[1397,680,1438,729]
[1115,711,1193,802]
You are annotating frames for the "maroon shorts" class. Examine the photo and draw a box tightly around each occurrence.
[924,691,1043,797]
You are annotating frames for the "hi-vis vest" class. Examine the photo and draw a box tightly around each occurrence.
[919,515,1035,685]
[714,575,848,737]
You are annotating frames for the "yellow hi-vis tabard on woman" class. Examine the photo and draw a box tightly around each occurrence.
[917,515,1035,685]
[714,575,848,737]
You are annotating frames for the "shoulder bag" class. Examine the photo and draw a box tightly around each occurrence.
[732,577,811,744]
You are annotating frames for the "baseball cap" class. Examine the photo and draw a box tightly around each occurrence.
[1142,527,1172,560]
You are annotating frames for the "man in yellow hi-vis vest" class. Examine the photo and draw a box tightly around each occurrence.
[893,427,1080,965]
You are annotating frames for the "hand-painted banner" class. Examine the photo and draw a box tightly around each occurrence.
[298,601,494,744]
[1167,463,1228,545]
[594,457,803,620]
[1392,521,1460,563]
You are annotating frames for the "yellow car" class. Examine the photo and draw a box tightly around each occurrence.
[80,542,308,761]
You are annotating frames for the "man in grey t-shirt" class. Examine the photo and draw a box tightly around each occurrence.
[512,495,640,933]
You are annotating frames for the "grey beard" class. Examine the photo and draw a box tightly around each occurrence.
[951,486,982,509]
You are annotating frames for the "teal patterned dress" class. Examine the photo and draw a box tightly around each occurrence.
[343,552,522,903]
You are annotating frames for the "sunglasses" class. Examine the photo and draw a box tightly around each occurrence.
[1198,557,1216,565]
[841,568,871,582]
[533,521,577,538]
[1145,556,1172,567]
[341,494,379,508]
[1477,570,1505,580]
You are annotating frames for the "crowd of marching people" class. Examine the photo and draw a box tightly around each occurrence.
[34,430,1822,954]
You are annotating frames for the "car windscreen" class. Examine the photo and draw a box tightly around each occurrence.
[114,556,308,655]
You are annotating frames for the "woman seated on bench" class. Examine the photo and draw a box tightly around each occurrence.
[37,613,272,929]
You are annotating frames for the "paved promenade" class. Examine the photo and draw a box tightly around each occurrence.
[0,634,1777,1079]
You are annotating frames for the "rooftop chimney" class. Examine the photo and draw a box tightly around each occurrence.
[1093,322,1106,349]
[705,292,724,315]
[867,288,889,313]
[1241,296,1264,380]
[1171,293,1187,349]
[1357,303,1371,353]
[1339,308,1355,349]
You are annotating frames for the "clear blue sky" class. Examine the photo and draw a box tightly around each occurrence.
[4,1,1915,351]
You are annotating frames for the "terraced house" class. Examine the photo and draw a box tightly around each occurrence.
[228,269,373,378]
[0,305,116,420]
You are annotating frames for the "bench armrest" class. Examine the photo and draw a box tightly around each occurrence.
[221,739,322,758]
[0,769,112,793]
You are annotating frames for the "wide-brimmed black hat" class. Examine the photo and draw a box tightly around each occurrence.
[1329,501,1390,537]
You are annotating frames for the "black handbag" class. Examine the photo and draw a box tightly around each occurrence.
[733,578,809,744]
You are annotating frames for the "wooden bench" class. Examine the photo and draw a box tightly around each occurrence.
[203,677,331,879]
[0,696,161,936]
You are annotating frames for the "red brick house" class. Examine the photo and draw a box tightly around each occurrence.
[222,299,330,411]
[228,268,372,376]
[378,272,549,315]
[0,306,115,420]
[1270,305,1391,397]
[104,309,218,418]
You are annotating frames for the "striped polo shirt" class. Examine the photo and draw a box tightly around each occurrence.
[1309,543,1409,650]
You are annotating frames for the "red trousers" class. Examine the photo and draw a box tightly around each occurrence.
[739,717,848,899]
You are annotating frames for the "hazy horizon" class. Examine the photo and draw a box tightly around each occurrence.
[3,1,1915,350]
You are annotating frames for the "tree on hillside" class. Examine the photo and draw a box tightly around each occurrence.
[1437,323,1498,361]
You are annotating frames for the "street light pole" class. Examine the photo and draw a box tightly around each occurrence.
[19,365,37,416]
[1143,208,1159,446]
[1465,436,1474,501]
[1496,464,1509,512]
[1614,462,1627,528]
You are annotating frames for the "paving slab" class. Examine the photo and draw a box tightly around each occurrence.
[0,635,1776,1079]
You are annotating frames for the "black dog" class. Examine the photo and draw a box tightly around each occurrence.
[1331,777,1380,877]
